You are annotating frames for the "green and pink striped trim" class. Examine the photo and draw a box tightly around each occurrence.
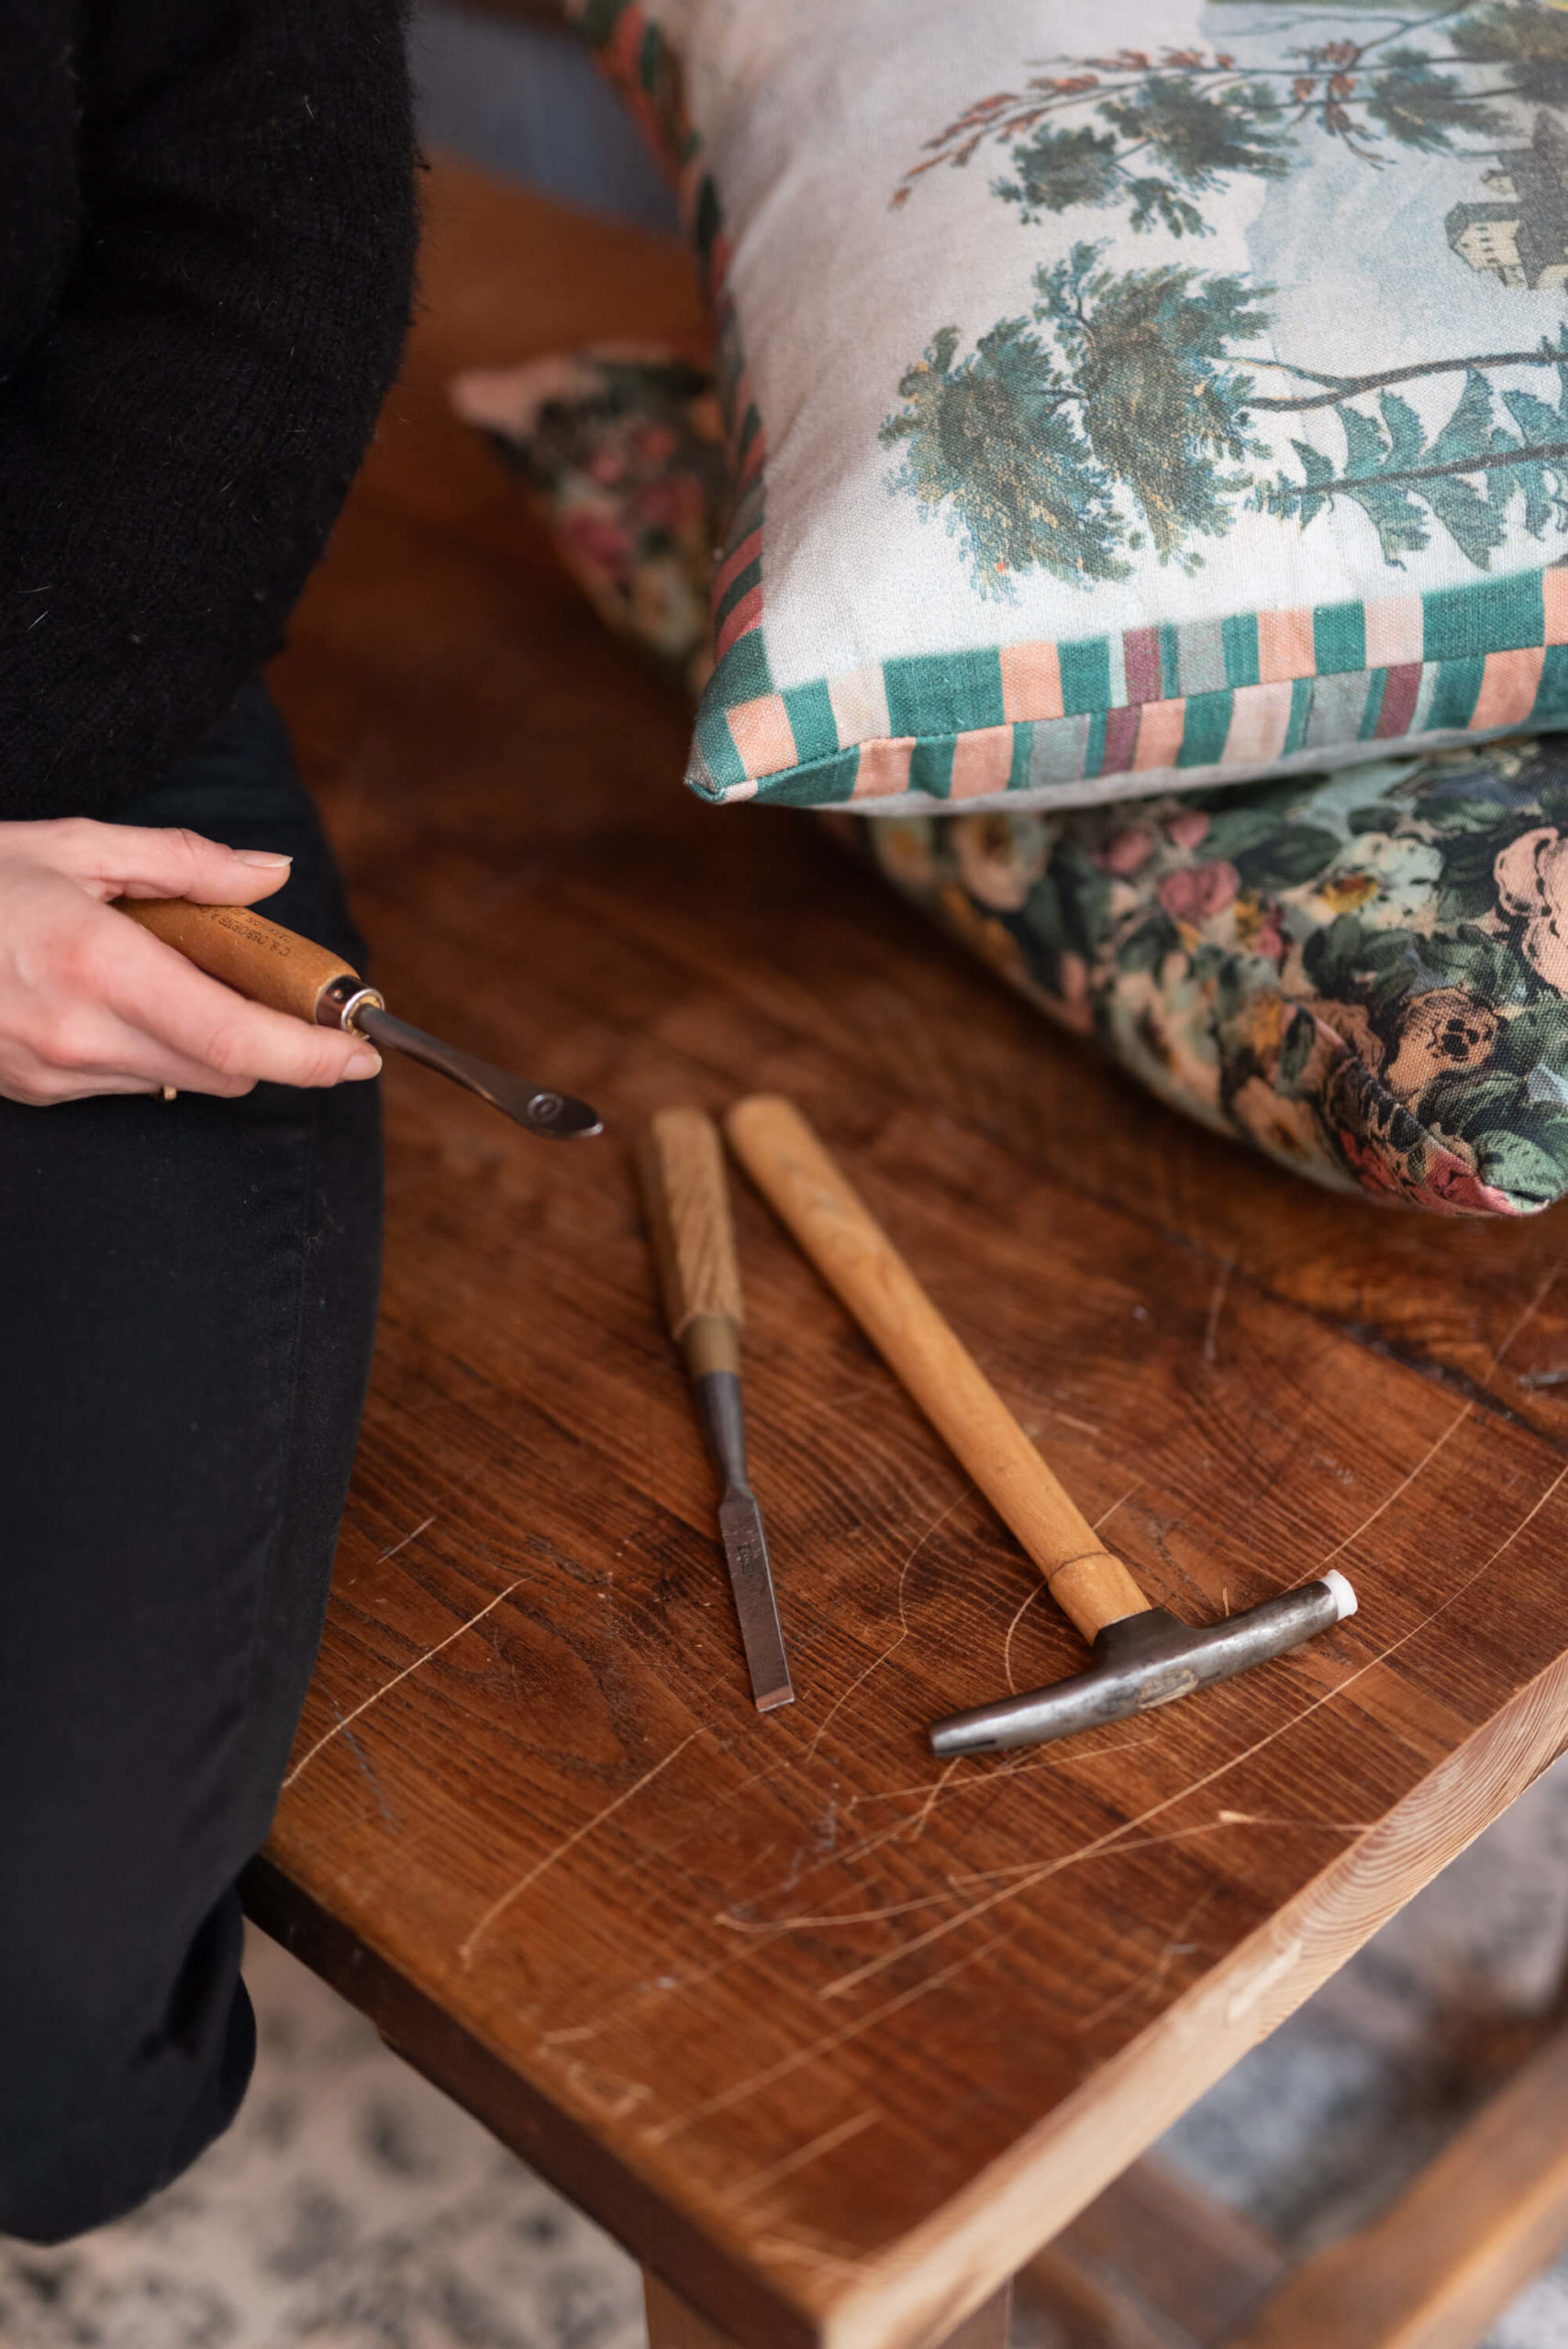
[691,566,1568,806]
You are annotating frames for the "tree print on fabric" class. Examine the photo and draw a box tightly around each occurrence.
[879,247,1268,588]
[877,317,1129,589]
[1256,351,1568,566]
[883,233,1568,587]
[447,338,1568,1212]
[886,4,1568,577]
[893,1,1561,236]
[991,77,1294,239]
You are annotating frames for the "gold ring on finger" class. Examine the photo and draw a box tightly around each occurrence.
[160,1084,177,1102]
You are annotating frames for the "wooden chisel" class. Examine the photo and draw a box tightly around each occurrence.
[638,1108,794,1711]
[117,898,601,1140]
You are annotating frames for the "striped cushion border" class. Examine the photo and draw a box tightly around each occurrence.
[689,570,1568,806]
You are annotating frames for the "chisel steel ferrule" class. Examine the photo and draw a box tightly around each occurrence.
[317,974,386,1032]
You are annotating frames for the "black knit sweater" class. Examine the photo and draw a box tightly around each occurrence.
[0,1,418,818]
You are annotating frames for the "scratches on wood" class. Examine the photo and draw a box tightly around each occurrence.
[1076,1885,1220,2036]
[999,1583,1048,1698]
[723,2111,884,2211]
[379,1512,438,1564]
[814,1458,1568,2004]
[458,1726,706,1967]
[283,1574,525,1790]
[644,1939,1007,2148]
[804,1488,972,1762]
[902,1757,962,1843]
[1313,1257,1560,1580]
[1316,1402,1474,1575]
[1345,1459,1568,1681]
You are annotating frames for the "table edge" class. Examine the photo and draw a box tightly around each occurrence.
[817,1649,1568,2349]
[248,1655,1568,2349]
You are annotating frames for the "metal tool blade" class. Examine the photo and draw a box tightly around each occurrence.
[356,1005,602,1140]
[717,1485,795,1712]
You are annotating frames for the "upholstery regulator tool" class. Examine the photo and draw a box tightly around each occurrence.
[118,899,601,1141]
[724,1095,1357,1758]
[639,1107,794,1713]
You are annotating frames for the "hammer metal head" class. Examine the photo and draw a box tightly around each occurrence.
[929,1572,1357,1757]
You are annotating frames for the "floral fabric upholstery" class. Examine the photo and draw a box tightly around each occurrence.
[450,348,729,700]
[850,747,1568,1213]
[455,346,1568,1215]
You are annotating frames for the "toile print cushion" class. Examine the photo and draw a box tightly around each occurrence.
[567,0,1568,814]
[458,340,1568,1214]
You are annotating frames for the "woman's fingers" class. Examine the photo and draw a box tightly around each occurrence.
[17,816,296,906]
[94,920,381,1091]
[0,986,231,1103]
[0,977,375,1102]
[0,825,378,1103]
[5,1041,270,1105]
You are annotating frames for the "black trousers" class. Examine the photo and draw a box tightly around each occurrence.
[0,684,382,2243]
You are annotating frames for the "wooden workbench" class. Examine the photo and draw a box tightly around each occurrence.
[248,159,1568,2349]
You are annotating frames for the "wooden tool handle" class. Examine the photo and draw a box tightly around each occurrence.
[724,1095,1150,1641]
[117,898,363,1025]
[638,1108,744,1378]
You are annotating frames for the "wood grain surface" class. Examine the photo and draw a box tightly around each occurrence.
[253,160,1568,2349]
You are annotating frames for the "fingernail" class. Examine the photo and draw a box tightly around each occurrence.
[347,1050,382,1079]
[235,850,293,869]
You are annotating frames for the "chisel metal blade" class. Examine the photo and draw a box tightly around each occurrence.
[717,1486,795,1711]
[356,1005,602,1139]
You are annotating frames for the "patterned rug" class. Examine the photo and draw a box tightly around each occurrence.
[3,1761,1565,2349]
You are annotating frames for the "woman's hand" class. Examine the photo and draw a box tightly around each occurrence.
[0,818,382,1106]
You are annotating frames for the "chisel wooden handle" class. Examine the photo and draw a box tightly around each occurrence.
[725,1095,1151,1641]
[117,899,373,1027]
[638,1108,744,1379]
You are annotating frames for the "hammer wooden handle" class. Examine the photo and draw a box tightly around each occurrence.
[638,1108,744,1379]
[725,1095,1150,1642]
[117,899,365,1026]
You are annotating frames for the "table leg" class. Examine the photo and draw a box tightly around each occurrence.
[642,2274,1013,2349]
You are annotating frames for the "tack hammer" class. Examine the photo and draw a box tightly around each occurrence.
[725,1096,1356,1757]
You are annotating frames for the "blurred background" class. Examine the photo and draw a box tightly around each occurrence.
[411,1,678,228]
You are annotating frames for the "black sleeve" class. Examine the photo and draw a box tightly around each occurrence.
[0,0,418,819]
